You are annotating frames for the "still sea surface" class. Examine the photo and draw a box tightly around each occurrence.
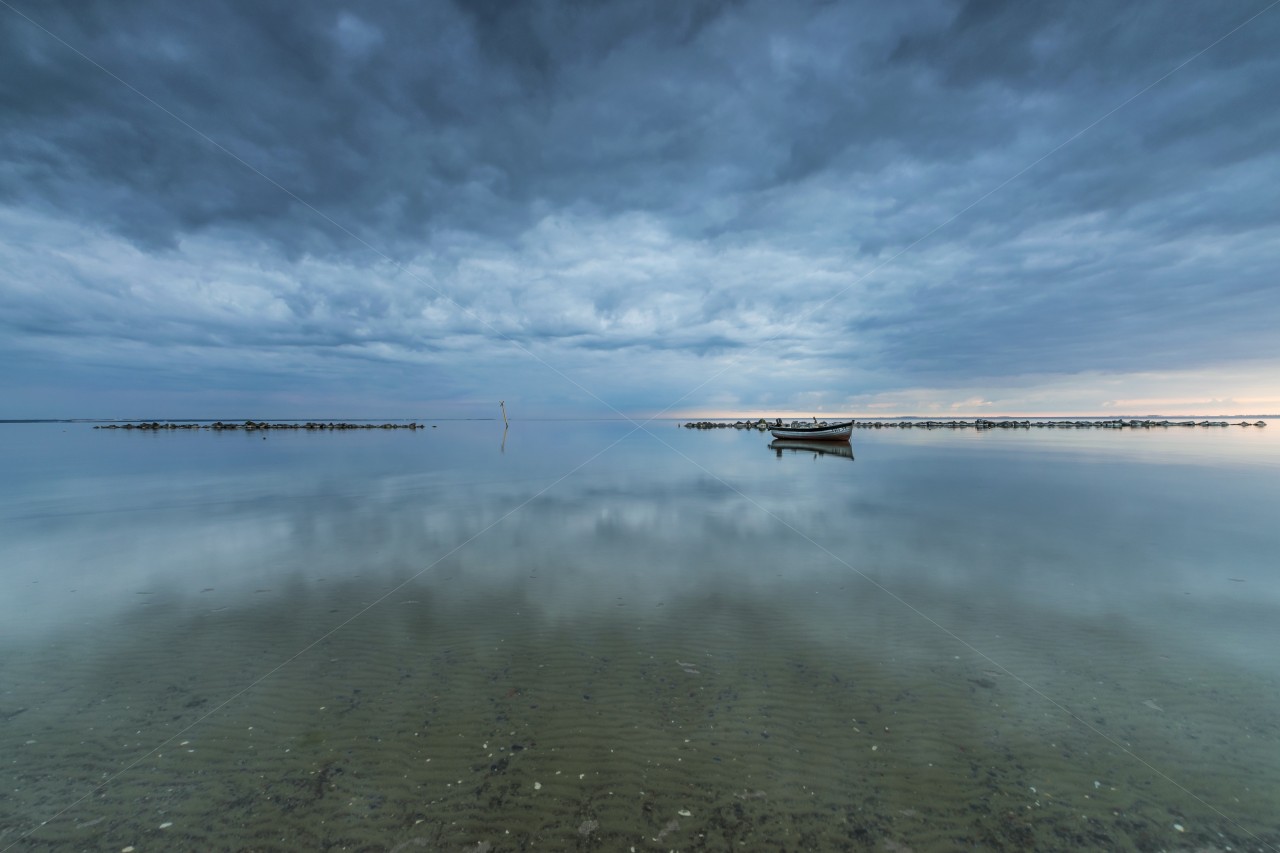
[1,419,1278,852]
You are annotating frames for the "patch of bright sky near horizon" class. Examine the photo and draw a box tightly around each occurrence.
[1,0,1278,419]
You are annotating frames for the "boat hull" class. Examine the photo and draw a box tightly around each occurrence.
[768,420,854,441]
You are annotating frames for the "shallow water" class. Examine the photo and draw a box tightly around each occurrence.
[1,420,1278,851]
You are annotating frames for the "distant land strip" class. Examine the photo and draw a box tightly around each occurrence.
[687,418,1268,431]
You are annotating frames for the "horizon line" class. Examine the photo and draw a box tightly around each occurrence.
[3,413,1277,425]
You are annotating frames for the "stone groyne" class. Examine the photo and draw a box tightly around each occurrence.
[685,418,1267,431]
[94,420,425,431]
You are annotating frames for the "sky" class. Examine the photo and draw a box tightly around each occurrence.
[1,0,1278,420]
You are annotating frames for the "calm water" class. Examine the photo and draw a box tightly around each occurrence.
[1,420,1278,851]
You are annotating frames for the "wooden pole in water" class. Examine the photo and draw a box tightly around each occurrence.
[500,400,508,427]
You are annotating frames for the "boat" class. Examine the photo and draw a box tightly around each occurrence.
[769,419,854,441]
[770,439,854,460]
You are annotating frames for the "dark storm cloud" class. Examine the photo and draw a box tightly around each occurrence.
[1,0,1279,416]
[0,0,753,253]
[6,0,1250,252]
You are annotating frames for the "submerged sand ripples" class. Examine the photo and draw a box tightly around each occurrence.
[4,576,1277,851]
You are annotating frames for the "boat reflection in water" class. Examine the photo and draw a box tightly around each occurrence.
[770,439,855,461]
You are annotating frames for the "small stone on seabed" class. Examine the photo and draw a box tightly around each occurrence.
[1174,823,1185,832]
[533,782,541,790]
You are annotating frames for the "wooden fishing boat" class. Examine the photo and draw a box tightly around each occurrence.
[768,420,854,441]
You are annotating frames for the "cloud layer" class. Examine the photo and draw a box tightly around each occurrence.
[2,0,1278,417]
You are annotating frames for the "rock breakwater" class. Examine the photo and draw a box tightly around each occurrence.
[95,420,424,431]
[684,418,1267,431]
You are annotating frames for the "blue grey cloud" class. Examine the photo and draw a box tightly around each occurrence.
[1,0,1278,417]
